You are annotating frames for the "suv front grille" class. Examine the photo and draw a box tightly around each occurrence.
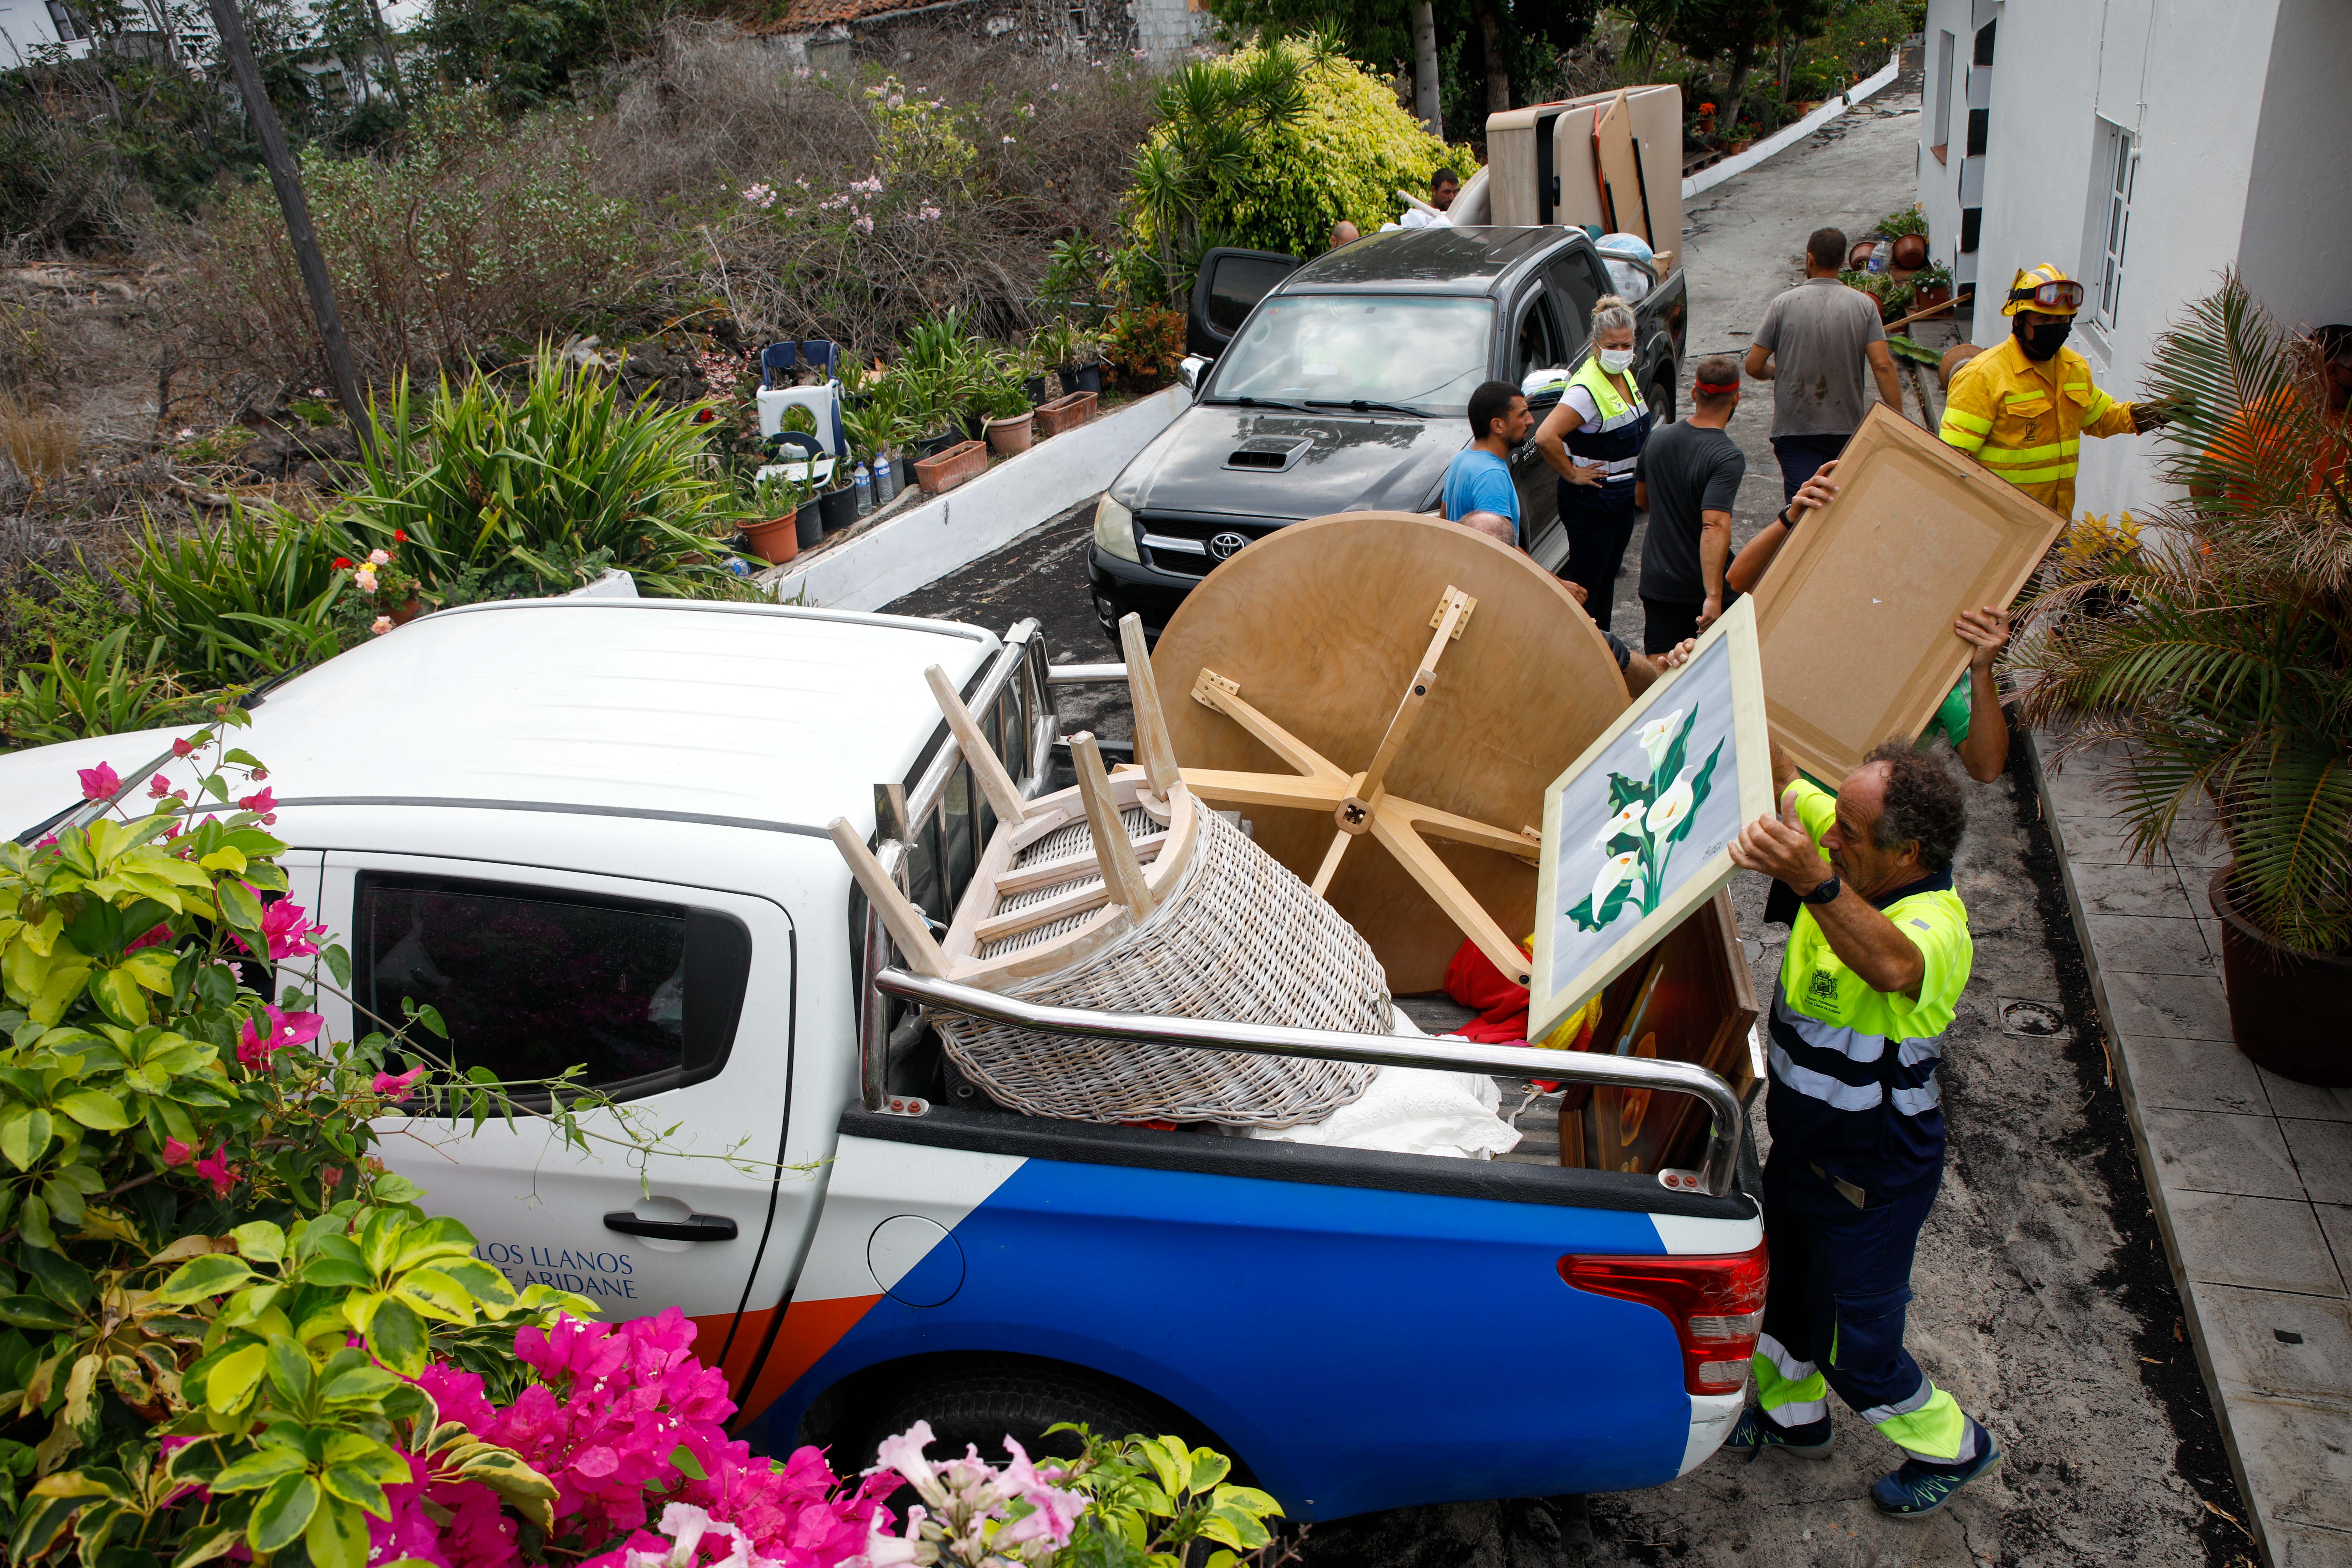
[1137,516,1277,578]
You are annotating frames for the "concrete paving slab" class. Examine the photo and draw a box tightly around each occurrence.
[2168,1193,2346,1295]
[2194,1285,2352,1402]
[2047,816,2165,866]
[2065,858,2200,918]
[2318,1206,2352,1292]
[2121,1034,2275,1117]
[2084,911,2216,974]
[2140,1107,2308,1200]
[2190,1387,2352,1538]
[2261,1070,2352,1124]
[2281,1119,2352,1206]
[2103,967,2237,1042]
[2266,1518,2352,1566]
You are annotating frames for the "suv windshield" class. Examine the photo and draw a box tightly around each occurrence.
[1205,294,1494,414]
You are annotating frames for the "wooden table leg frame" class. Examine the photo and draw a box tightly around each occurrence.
[1175,590,1544,988]
[827,626,1389,1127]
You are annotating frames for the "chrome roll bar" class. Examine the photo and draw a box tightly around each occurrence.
[872,967,1745,1199]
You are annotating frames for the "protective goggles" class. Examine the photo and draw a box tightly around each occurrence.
[2008,278,2086,312]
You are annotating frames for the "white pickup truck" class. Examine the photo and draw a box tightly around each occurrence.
[0,594,1763,1521]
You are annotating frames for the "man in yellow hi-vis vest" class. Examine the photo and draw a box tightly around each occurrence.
[1938,264,2165,516]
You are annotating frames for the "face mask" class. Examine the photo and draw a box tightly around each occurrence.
[1598,347,1636,374]
[2015,317,2072,361]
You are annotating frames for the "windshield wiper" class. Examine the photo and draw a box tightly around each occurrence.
[1206,396,1321,415]
[1304,398,1427,418]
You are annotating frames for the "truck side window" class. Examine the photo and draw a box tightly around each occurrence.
[354,874,751,1100]
[1547,253,1608,356]
[1510,291,1566,384]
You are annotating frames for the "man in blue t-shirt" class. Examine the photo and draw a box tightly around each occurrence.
[1442,381,1531,544]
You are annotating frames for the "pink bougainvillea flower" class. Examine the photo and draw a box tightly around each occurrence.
[162,1136,195,1167]
[171,736,195,757]
[77,763,120,800]
[194,1145,236,1197]
[126,922,171,953]
[373,1065,426,1097]
[238,787,275,814]
[234,898,327,962]
[146,772,173,800]
[238,1003,324,1068]
[250,766,267,780]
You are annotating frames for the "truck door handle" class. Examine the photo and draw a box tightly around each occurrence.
[602,1211,738,1242]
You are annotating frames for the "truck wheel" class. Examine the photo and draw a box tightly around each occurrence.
[837,1355,1211,1477]
[1648,378,1676,426]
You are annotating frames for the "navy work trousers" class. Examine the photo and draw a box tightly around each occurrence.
[1558,480,1638,634]
[1756,1150,1941,1421]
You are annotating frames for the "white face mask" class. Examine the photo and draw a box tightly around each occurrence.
[1598,347,1636,374]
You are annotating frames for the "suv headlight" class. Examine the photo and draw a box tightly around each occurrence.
[1093,493,1139,563]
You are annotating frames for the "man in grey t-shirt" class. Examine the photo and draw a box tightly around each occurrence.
[1634,356,1745,656]
[1745,227,1909,500]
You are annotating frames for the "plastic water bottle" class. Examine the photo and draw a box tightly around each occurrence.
[853,462,873,514]
[874,453,896,504]
[1864,242,1890,275]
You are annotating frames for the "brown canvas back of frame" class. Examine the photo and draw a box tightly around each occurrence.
[1592,91,1647,245]
[1748,404,2067,784]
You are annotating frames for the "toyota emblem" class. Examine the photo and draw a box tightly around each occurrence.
[1208,531,1250,561]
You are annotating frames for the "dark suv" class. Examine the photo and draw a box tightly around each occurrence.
[1084,224,1686,644]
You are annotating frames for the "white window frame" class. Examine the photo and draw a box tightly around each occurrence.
[1931,30,1956,152]
[2092,118,2136,335]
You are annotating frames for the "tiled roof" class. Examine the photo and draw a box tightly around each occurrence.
[772,0,962,29]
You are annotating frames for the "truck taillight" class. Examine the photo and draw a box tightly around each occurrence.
[1559,1242,1769,1396]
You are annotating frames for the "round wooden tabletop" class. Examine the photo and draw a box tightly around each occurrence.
[1151,512,1632,993]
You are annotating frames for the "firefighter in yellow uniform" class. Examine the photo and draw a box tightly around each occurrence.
[1938,265,2165,515]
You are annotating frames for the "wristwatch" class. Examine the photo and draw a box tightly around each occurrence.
[1800,874,1842,905]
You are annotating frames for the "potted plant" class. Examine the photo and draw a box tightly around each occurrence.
[978,376,1036,455]
[1065,324,1105,395]
[2014,277,2352,1084]
[741,471,807,564]
[1912,261,1955,311]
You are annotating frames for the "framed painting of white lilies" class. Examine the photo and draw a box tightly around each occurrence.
[1527,596,1774,1046]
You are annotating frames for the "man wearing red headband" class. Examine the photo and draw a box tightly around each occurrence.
[1630,355,1745,654]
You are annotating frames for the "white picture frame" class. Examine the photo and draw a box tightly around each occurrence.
[1528,595,1775,1045]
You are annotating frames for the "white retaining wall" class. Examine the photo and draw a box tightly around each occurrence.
[762,385,1189,612]
[1682,52,1902,203]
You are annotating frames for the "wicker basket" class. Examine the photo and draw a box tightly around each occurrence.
[937,798,1387,1127]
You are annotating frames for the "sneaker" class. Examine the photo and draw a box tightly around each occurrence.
[1870,1424,2003,1519]
[1722,1405,1834,1463]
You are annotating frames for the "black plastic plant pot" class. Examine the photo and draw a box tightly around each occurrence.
[960,411,988,442]
[819,485,860,533]
[1073,366,1103,394]
[795,499,823,549]
[916,429,959,460]
[1023,374,1050,406]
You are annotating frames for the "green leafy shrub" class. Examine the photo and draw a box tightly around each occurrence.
[0,628,234,752]
[119,506,351,688]
[1120,37,1472,299]
[336,356,756,598]
[180,95,645,382]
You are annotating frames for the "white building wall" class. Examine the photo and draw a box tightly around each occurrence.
[1961,0,2286,520]
[0,0,86,64]
[2234,0,2352,337]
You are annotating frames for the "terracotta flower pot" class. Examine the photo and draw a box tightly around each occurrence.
[913,438,988,495]
[1033,391,1098,438]
[1916,283,1953,310]
[1891,233,1929,271]
[2208,868,2352,1085]
[985,411,1035,456]
[387,593,425,628]
[1938,342,1983,390]
[740,514,800,566]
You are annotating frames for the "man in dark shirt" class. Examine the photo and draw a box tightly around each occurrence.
[1633,356,1745,654]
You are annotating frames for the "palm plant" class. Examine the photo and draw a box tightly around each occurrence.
[1125,48,1308,308]
[2012,275,2352,954]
